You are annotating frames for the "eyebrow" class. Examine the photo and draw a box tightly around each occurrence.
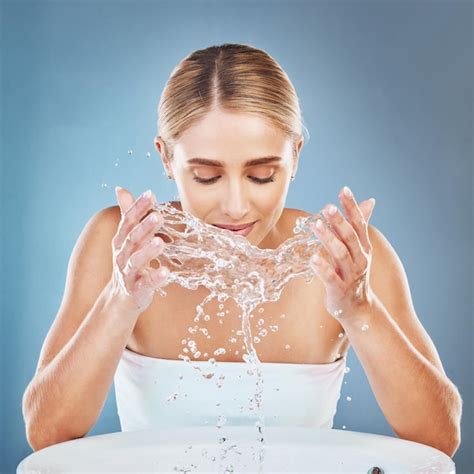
[186,156,282,168]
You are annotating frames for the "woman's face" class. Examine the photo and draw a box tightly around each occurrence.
[155,109,303,248]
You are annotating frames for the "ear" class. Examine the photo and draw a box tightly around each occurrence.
[292,136,304,177]
[155,136,174,178]
[296,135,304,154]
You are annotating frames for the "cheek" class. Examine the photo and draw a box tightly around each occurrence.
[257,188,286,219]
[178,186,215,220]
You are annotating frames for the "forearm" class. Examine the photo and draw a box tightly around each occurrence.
[23,282,140,451]
[339,295,461,457]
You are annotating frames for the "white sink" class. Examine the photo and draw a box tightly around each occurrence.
[17,426,455,473]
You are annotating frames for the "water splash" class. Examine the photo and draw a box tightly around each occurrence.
[147,201,335,473]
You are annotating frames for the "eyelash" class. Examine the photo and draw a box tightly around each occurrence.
[193,176,276,185]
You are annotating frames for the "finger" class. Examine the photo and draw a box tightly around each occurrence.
[115,186,136,215]
[137,265,169,291]
[116,211,163,269]
[310,253,345,293]
[128,236,165,272]
[361,198,376,223]
[322,204,365,270]
[120,236,164,290]
[311,217,353,282]
[148,265,170,288]
[338,187,372,252]
[113,189,161,252]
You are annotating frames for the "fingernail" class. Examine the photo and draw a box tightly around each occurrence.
[369,198,376,207]
[115,186,123,194]
[143,190,152,199]
[343,186,352,197]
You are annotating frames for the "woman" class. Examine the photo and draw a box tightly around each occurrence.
[22,43,462,456]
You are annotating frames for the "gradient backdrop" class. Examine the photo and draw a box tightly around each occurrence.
[1,0,472,472]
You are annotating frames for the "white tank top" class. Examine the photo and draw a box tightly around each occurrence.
[114,347,346,431]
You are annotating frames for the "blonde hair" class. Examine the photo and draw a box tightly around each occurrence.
[157,43,309,161]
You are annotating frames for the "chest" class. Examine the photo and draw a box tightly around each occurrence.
[127,273,349,364]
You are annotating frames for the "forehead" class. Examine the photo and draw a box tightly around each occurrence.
[173,110,293,165]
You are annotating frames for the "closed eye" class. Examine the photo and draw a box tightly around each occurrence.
[193,176,276,185]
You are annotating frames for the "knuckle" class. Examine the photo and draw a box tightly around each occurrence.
[126,231,138,246]
[327,271,338,283]
[335,246,347,260]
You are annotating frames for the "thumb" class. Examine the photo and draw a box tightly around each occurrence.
[115,186,136,216]
[359,198,376,224]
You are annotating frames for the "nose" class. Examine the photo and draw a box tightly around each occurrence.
[219,178,250,221]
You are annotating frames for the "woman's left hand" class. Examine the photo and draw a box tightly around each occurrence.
[309,186,376,321]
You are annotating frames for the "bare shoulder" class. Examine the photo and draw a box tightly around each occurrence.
[281,207,315,230]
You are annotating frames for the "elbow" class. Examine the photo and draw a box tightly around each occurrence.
[435,425,461,458]
[26,423,86,452]
[25,419,59,452]
[442,389,463,458]
[23,386,86,452]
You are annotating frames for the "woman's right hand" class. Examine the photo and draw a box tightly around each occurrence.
[111,186,170,314]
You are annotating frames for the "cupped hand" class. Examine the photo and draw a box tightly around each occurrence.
[111,186,170,313]
[309,186,376,320]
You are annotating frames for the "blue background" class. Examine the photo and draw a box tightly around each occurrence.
[1,0,472,472]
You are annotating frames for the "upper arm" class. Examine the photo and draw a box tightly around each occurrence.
[32,205,122,377]
[368,224,447,377]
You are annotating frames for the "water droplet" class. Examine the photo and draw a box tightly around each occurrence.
[101,183,108,188]
[344,367,351,374]
[127,149,133,155]
[257,318,264,326]
[346,396,352,401]
[269,325,279,332]
[214,348,226,356]
[253,336,261,344]
[338,332,345,338]
[167,392,178,401]
[361,324,369,331]
[216,414,227,428]
[342,425,347,429]
[285,344,291,349]
[146,151,151,158]
[280,313,286,319]
[258,307,264,313]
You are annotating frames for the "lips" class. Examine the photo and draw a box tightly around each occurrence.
[212,221,256,231]
[211,221,257,237]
